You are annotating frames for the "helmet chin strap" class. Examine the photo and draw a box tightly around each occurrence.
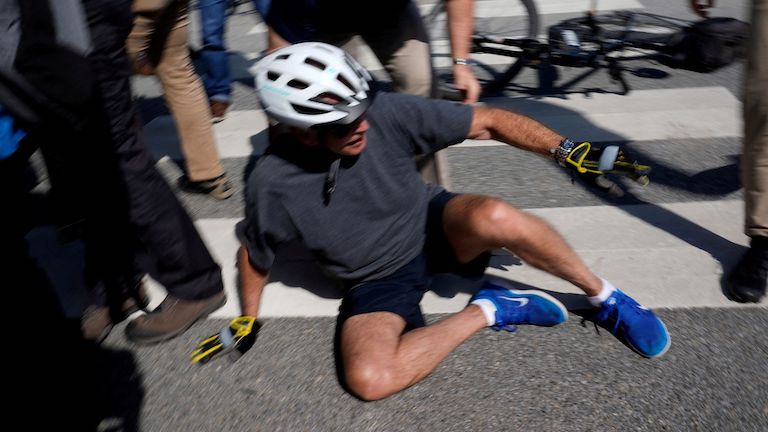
[323,157,341,206]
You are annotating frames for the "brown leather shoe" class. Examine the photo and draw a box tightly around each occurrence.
[81,283,151,343]
[210,100,230,123]
[81,305,114,343]
[131,51,156,76]
[125,291,226,344]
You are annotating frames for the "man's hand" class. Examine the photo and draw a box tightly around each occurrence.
[191,316,260,364]
[453,64,481,104]
[689,0,714,18]
[562,141,651,197]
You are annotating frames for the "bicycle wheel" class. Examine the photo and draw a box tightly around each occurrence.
[424,0,540,98]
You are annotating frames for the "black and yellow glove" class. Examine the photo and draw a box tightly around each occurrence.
[191,316,260,364]
[557,139,651,196]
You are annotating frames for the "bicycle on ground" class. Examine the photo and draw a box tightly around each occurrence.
[424,0,704,98]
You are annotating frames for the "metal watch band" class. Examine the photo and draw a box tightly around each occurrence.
[555,138,576,166]
[453,58,469,65]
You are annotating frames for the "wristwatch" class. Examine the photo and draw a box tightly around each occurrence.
[553,138,576,166]
[453,58,470,65]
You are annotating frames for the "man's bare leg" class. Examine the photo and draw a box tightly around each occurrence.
[442,194,602,296]
[442,194,671,358]
[341,308,486,401]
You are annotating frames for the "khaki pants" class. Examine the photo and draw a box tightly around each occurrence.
[744,0,768,237]
[323,1,434,97]
[127,0,224,181]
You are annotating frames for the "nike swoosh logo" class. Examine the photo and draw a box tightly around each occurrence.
[498,296,529,307]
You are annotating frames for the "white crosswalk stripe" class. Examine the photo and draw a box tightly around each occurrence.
[141,199,756,318]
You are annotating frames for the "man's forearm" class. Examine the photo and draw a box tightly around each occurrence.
[238,245,269,317]
[469,106,565,159]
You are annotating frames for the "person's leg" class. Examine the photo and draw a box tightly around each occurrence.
[198,0,232,121]
[727,0,768,302]
[336,249,564,400]
[360,1,433,97]
[198,0,231,101]
[128,1,227,184]
[743,0,768,239]
[441,193,670,358]
[81,0,226,343]
[359,1,449,186]
[340,308,486,401]
[442,194,602,295]
[337,254,486,401]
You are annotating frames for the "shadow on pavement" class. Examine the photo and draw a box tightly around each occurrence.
[270,241,346,299]
[13,226,144,431]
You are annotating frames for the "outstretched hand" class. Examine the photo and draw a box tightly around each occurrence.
[562,142,651,197]
[191,316,260,364]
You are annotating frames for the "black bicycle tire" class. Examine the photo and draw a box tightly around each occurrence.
[424,0,540,98]
[478,0,539,95]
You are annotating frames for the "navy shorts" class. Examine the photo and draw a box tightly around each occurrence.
[338,191,490,329]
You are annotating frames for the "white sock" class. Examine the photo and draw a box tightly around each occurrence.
[471,299,497,326]
[588,278,616,307]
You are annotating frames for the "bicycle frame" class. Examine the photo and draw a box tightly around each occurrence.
[470,10,691,96]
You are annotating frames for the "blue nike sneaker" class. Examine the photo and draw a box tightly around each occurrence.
[591,289,670,358]
[470,278,568,331]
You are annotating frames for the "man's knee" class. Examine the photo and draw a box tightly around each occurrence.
[466,197,525,235]
[344,362,396,401]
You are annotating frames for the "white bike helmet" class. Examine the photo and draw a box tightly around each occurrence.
[251,42,373,129]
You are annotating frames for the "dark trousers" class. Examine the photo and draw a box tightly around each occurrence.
[80,0,223,301]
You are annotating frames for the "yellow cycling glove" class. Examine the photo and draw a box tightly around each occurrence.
[557,139,651,196]
[191,316,260,364]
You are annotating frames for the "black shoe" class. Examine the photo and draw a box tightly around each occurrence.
[725,236,768,303]
[178,174,234,200]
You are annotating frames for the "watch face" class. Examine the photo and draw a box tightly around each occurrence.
[557,139,576,165]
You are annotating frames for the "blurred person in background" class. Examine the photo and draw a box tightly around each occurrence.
[689,0,767,302]
[129,0,234,199]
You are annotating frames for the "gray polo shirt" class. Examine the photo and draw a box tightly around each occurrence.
[239,92,473,282]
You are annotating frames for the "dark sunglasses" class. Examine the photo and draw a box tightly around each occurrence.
[316,115,366,138]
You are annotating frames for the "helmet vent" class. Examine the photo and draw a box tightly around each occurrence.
[304,57,327,71]
[336,74,354,93]
[276,54,290,60]
[266,71,280,81]
[291,103,328,115]
[287,79,309,90]
[310,92,344,105]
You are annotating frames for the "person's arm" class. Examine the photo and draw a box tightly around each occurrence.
[266,26,290,54]
[445,0,480,104]
[466,105,651,196]
[688,0,714,18]
[190,245,269,364]
[467,105,564,159]
[238,245,269,317]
